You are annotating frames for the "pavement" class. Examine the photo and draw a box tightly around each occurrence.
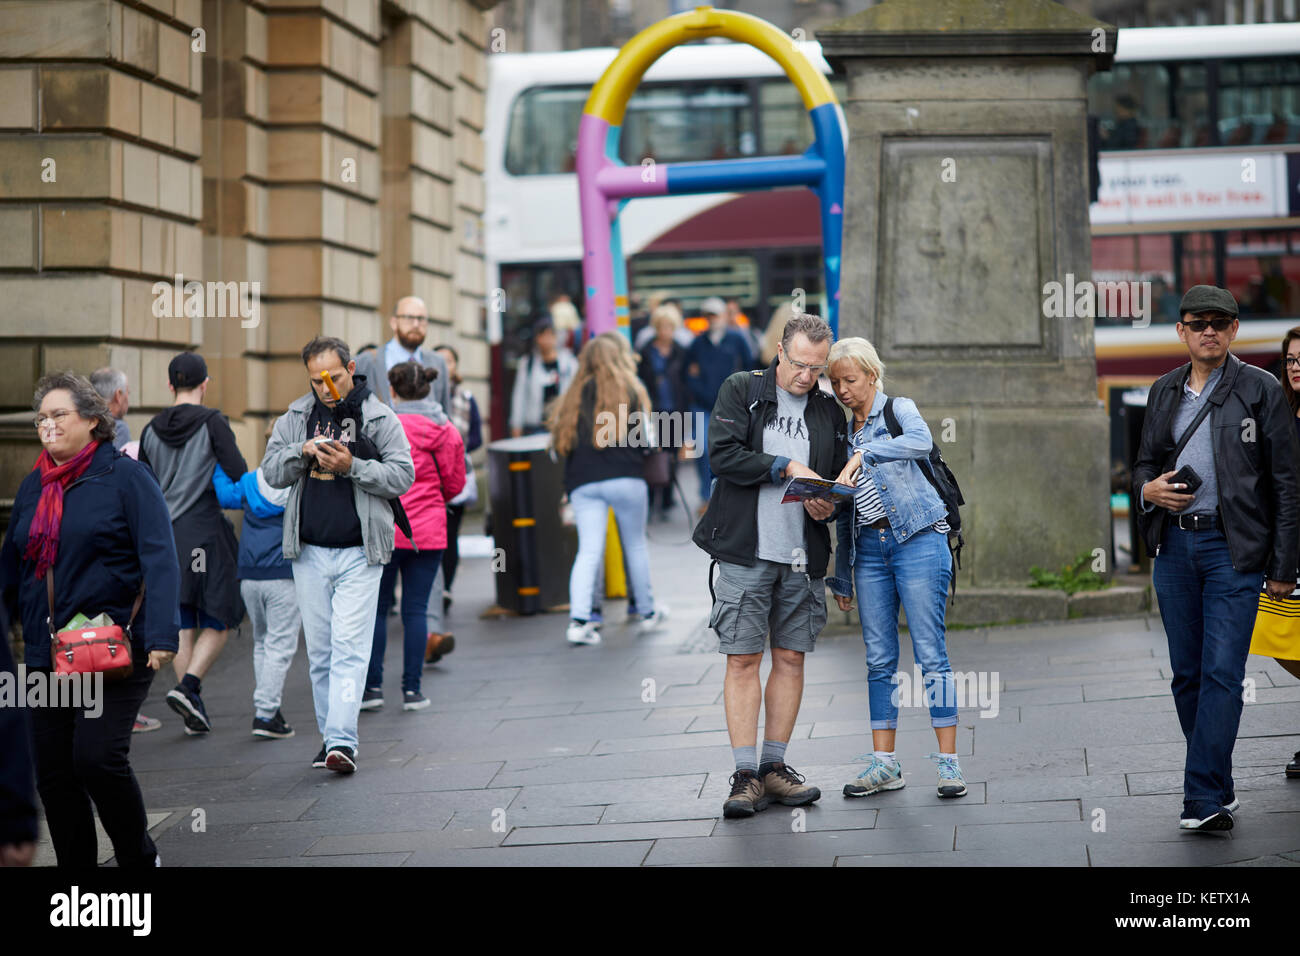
[30,502,1300,867]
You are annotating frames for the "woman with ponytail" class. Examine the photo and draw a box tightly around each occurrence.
[363,362,464,712]
[0,371,181,866]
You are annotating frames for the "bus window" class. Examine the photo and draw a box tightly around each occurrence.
[1089,64,1171,150]
[1173,64,1211,148]
[1091,234,1179,324]
[1218,59,1300,147]
[620,82,754,164]
[1226,229,1300,318]
[630,253,759,316]
[504,86,586,175]
[759,77,847,156]
[1180,231,1218,293]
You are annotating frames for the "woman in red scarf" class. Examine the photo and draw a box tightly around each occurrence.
[1,372,181,866]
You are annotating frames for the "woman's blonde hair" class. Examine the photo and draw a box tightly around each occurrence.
[650,302,682,333]
[548,332,650,456]
[828,337,885,390]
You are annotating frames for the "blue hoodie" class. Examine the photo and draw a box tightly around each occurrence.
[213,465,292,581]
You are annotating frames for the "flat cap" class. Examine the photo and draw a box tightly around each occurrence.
[1178,284,1238,318]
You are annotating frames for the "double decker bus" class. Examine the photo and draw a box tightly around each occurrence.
[484,25,1300,446]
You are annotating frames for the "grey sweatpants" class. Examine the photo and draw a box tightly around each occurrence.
[241,578,302,720]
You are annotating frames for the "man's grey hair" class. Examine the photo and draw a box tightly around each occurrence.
[90,367,128,402]
[781,313,833,351]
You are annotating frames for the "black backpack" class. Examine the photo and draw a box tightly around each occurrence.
[882,397,966,593]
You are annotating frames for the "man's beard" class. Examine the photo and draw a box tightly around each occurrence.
[397,327,425,350]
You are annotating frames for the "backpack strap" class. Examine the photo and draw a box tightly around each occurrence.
[746,368,765,411]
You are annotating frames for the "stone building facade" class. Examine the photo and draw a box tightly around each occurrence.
[0,0,496,497]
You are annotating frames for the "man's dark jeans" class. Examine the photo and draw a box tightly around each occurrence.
[30,652,157,867]
[1152,525,1262,816]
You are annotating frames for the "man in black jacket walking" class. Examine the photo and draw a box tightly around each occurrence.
[694,314,847,819]
[1133,284,1300,832]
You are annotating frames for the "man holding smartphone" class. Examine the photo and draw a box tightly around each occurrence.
[1133,284,1300,832]
[262,337,414,774]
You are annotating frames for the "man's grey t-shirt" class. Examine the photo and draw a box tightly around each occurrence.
[756,383,810,564]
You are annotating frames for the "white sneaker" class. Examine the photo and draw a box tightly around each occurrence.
[637,605,670,634]
[566,621,602,645]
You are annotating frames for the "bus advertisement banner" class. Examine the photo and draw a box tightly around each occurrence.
[1091,152,1289,225]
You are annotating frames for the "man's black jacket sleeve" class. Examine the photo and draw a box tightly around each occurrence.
[707,372,776,488]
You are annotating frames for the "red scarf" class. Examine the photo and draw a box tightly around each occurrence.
[24,440,101,581]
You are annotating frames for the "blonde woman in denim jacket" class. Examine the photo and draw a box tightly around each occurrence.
[825,338,965,800]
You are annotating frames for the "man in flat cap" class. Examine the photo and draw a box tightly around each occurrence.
[1133,284,1300,832]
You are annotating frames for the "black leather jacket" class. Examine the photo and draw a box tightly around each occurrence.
[1132,352,1300,580]
[692,361,848,576]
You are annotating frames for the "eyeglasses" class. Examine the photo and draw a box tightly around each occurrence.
[785,356,829,374]
[1285,357,1300,368]
[1181,317,1234,333]
[394,314,429,323]
[34,410,75,430]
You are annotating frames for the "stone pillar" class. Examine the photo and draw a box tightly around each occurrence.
[0,0,205,445]
[818,0,1117,589]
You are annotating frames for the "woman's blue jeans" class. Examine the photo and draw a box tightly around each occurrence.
[569,477,654,620]
[854,526,957,730]
[368,547,443,694]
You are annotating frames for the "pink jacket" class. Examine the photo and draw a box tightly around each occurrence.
[393,412,466,551]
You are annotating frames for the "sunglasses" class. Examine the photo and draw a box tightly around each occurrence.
[1181,317,1234,333]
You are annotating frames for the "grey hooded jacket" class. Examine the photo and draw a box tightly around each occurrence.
[261,386,415,566]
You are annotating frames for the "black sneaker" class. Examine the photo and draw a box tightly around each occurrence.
[1288,751,1300,780]
[252,709,294,739]
[325,746,357,774]
[402,691,431,711]
[359,687,383,711]
[165,685,211,734]
[311,746,328,769]
[1179,805,1234,832]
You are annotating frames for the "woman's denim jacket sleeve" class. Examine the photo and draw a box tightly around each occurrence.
[827,392,947,599]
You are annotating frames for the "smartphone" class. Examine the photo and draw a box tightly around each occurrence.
[1169,464,1202,493]
[313,437,337,448]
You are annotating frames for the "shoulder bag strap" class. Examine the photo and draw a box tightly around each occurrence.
[1168,392,1215,466]
[46,570,144,638]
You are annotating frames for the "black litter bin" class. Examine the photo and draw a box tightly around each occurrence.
[487,433,577,614]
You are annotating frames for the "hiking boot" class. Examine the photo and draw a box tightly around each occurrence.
[1288,751,1300,780]
[928,752,968,799]
[325,746,357,774]
[425,632,455,664]
[843,754,905,797]
[359,687,383,711]
[566,620,601,645]
[761,762,821,807]
[722,769,769,818]
[132,713,161,734]
[165,685,211,734]
[252,709,294,739]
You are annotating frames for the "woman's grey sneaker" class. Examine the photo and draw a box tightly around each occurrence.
[761,762,821,806]
[566,620,601,645]
[252,709,294,739]
[402,691,431,711]
[843,754,905,797]
[325,746,357,774]
[165,685,211,734]
[359,687,384,711]
[928,752,967,799]
[723,769,770,818]
[311,746,328,769]
[636,605,671,634]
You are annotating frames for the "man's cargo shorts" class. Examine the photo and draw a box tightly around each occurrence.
[709,558,827,655]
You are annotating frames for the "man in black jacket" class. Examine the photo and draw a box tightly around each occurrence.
[694,314,847,819]
[1133,284,1300,832]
